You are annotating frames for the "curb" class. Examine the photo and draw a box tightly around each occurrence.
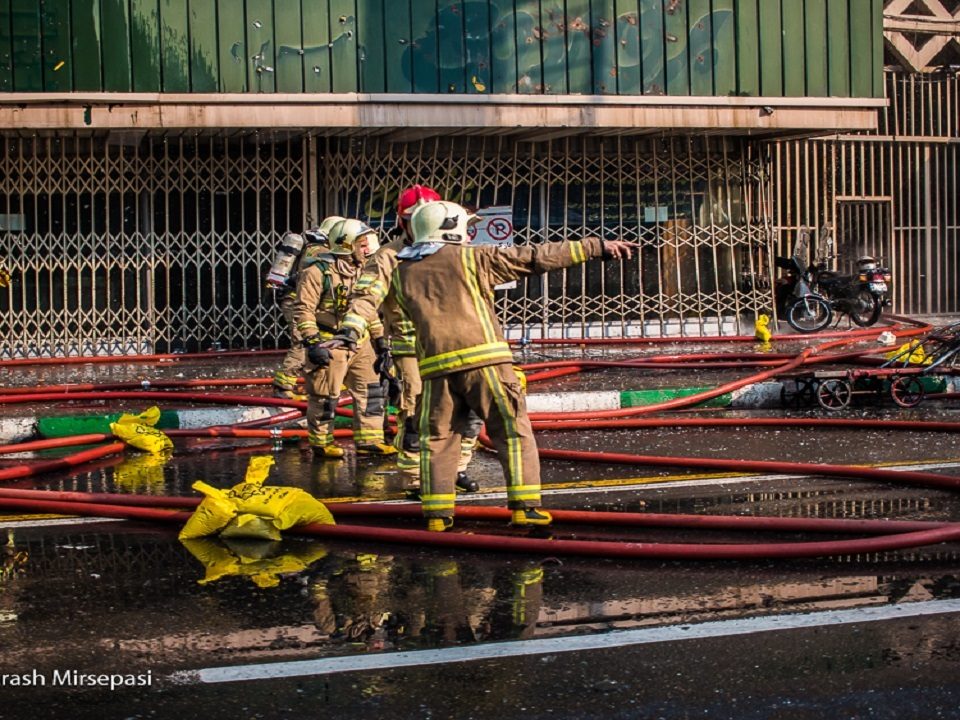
[525,383,785,413]
[0,407,283,444]
[2,375,956,445]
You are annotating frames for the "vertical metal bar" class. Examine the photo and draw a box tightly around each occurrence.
[921,142,930,312]
[138,134,154,352]
[304,134,317,228]
[614,135,625,335]
[670,138,683,335]
[597,139,606,333]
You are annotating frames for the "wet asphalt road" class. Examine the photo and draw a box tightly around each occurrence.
[1,333,960,718]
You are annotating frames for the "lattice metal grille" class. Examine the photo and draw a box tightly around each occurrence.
[0,134,304,357]
[324,135,772,338]
[0,131,775,357]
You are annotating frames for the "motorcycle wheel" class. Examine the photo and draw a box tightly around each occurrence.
[849,288,882,327]
[786,295,832,333]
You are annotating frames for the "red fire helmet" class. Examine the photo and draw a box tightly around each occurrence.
[397,184,442,219]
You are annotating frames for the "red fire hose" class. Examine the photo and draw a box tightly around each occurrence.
[0,315,954,560]
[0,494,957,560]
[0,442,126,481]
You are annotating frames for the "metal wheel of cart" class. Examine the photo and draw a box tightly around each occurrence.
[816,378,853,410]
[889,376,925,408]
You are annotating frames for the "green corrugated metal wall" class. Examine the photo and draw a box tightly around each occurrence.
[0,0,884,97]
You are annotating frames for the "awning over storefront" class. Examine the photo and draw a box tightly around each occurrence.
[0,93,885,139]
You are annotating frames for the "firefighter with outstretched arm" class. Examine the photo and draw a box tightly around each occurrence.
[325,186,481,493]
[390,200,632,531]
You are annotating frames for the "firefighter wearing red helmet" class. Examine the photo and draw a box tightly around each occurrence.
[392,200,633,532]
[396,185,441,235]
[293,218,396,458]
[327,185,481,493]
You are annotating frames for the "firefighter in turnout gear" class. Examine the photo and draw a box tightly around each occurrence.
[327,186,480,493]
[269,216,343,401]
[392,201,633,531]
[293,218,397,459]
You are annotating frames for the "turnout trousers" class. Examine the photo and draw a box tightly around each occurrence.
[273,294,306,389]
[419,362,540,519]
[305,341,386,447]
[396,355,482,483]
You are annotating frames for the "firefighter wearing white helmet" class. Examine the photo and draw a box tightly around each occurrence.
[329,218,381,263]
[292,218,396,459]
[269,215,344,401]
[326,189,482,496]
[391,200,633,531]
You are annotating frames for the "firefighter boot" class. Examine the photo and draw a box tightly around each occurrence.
[426,517,453,533]
[455,471,479,493]
[510,508,553,527]
[272,371,306,401]
[357,442,399,456]
[313,444,345,460]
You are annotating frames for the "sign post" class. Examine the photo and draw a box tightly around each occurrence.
[469,205,515,289]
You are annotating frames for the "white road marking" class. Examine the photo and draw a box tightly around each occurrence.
[453,460,960,502]
[173,598,960,685]
[0,516,123,529]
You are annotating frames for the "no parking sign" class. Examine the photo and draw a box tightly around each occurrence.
[469,206,514,247]
[468,205,515,289]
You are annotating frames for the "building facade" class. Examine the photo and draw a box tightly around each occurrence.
[0,0,892,355]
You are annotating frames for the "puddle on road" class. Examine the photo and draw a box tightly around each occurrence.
[3,520,960,682]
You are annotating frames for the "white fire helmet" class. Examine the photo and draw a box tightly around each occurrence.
[410,200,476,245]
[304,215,345,246]
[329,218,380,263]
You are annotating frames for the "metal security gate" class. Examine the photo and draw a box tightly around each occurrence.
[1,131,776,357]
[0,134,304,358]
[773,69,960,316]
[834,199,894,273]
[324,135,772,338]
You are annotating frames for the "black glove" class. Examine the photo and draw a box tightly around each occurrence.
[383,375,402,407]
[372,337,393,376]
[303,336,332,367]
[336,327,360,353]
[273,288,293,305]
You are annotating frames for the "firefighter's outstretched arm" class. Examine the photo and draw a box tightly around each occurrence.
[481,237,635,287]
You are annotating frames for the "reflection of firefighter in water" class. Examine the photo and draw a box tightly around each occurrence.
[415,558,480,645]
[476,564,544,641]
[1,531,28,625]
[306,456,404,500]
[385,558,542,649]
[312,553,397,650]
[1,530,27,585]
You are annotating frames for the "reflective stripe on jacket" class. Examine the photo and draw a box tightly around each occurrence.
[341,238,416,355]
[292,255,382,342]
